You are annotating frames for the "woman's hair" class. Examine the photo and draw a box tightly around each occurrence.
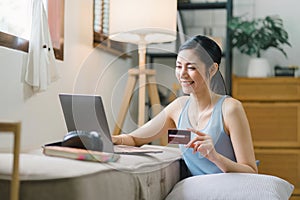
[179,35,222,65]
[178,35,227,95]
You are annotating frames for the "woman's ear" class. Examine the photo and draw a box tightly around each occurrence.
[209,63,219,78]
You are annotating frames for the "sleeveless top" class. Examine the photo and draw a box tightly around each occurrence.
[178,95,236,176]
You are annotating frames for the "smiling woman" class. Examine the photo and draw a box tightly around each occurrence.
[0,0,64,60]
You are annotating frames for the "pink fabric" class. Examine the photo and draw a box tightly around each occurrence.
[48,0,63,49]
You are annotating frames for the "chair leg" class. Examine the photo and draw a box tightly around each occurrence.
[0,122,21,200]
[11,122,21,200]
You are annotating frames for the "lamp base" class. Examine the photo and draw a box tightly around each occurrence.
[113,68,167,145]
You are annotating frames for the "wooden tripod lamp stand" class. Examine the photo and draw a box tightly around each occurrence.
[109,0,177,144]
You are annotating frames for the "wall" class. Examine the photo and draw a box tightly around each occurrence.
[182,0,300,77]
[0,0,131,151]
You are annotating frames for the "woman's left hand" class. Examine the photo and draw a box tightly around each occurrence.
[186,128,218,161]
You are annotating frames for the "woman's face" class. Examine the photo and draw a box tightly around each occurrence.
[175,49,209,95]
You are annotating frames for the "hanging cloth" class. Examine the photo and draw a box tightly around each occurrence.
[24,0,60,92]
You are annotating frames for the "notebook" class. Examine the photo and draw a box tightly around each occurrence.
[58,93,163,154]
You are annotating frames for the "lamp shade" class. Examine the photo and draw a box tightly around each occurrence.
[109,0,177,44]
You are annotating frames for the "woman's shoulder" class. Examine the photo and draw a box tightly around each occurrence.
[171,95,190,107]
[223,96,244,114]
[167,96,190,122]
[164,95,189,114]
[224,95,242,105]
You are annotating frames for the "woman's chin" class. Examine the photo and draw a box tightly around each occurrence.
[181,87,194,94]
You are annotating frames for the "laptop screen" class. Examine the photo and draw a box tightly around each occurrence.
[59,94,114,153]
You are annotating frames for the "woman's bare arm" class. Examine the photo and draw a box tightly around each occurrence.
[112,96,188,146]
[215,98,258,173]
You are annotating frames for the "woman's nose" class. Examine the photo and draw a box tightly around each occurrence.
[179,66,188,77]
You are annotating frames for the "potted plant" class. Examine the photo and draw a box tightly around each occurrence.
[228,15,291,77]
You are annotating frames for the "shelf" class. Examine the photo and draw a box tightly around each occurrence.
[178,2,228,10]
[147,52,177,58]
[147,52,226,59]
[148,0,233,94]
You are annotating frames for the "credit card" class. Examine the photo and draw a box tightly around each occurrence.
[168,129,191,144]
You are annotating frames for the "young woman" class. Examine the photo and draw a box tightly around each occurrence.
[112,35,258,175]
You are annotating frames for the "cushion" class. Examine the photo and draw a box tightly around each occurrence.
[165,173,294,200]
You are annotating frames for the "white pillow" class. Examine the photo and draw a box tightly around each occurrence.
[165,173,294,200]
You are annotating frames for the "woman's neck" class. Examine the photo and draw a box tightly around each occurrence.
[188,92,217,130]
[190,92,215,112]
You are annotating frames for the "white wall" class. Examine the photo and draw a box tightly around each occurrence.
[0,0,131,151]
[233,0,300,76]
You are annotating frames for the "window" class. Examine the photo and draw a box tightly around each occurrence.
[93,0,109,42]
[0,0,64,60]
[0,0,30,52]
[93,0,127,57]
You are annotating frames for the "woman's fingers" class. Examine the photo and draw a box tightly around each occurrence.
[191,141,211,155]
[184,128,215,157]
[183,129,217,159]
[186,136,205,148]
[196,143,212,156]
[191,141,202,153]
[187,128,206,137]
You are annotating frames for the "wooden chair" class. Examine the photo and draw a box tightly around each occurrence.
[0,121,21,200]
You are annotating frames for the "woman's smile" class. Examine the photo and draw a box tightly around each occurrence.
[180,80,194,87]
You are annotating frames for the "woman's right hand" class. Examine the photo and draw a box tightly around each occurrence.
[112,134,136,146]
[186,128,218,162]
[112,135,121,145]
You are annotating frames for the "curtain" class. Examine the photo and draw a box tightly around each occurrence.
[48,0,63,49]
[24,0,60,92]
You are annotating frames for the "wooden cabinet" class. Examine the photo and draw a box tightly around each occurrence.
[243,102,300,147]
[232,76,300,198]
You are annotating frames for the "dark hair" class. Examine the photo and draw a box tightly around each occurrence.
[179,35,222,66]
[178,35,227,94]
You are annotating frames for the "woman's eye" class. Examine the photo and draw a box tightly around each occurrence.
[187,66,196,70]
[176,65,182,69]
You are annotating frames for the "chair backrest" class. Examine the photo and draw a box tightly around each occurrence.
[0,121,21,200]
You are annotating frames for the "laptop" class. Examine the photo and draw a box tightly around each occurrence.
[58,93,163,154]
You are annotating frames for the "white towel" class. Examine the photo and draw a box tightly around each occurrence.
[25,0,60,92]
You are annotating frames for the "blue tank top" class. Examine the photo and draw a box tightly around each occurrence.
[178,95,236,176]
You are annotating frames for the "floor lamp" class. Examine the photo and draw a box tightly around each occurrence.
[109,0,177,145]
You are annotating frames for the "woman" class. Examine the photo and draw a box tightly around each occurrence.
[112,35,258,175]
